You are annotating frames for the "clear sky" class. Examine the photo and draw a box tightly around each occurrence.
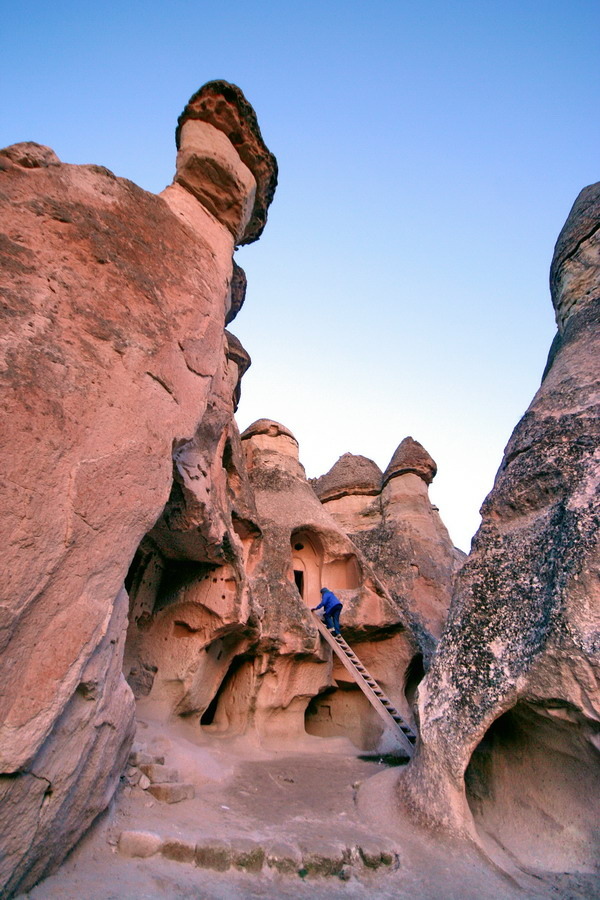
[2,1,599,550]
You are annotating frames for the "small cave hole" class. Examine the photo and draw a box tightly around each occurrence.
[465,701,600,872]
[294,570,304,597]
[404,653,425,709]
[222,439,234,474]
[172,620,198,638]
[200,654,248,728]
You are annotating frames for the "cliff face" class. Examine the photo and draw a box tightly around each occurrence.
[0,83,276,896]
[402,184,600,874]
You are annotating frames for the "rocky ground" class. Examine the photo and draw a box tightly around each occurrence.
[19,708,599,900]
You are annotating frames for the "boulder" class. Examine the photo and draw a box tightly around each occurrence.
[312,453,383,503]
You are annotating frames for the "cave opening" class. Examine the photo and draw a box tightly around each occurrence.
[293,569,304,597]
[404,653,425,709]
[465,700,600,872]
[200,653,251,731]
[304,683,384,750]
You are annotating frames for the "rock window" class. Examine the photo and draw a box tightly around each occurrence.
[293,569,304,597]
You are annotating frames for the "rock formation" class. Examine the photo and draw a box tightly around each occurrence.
[0,81,276,896]
[241,420,418,749]
[125,416,419,753]
[402,183,600,875]
[3,73,598,897]
[314,439,465,660]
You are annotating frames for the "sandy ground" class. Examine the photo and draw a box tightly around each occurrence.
[20,708,600,900]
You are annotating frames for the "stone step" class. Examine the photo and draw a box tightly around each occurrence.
[146,782,195,803]
[139,763,180,784]
[117,830,399,878]
[127,750,165,767]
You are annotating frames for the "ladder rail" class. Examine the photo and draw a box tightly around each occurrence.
[312,614,416,758]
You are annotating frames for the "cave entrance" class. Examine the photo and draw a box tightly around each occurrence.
[465,700,600,872]
[200,653,254,735]
[290,528,361,606]
[404,653,424,709]
[293,569,304,597]
[290,530,322,608]
[305,684,384,751]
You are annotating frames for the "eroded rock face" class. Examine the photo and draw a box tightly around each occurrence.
[315,443,464,656]
[382,436,437,487]
[125,417,418,751]
[241,422,418,748]
[402,184,600,874]
[176,80,278,245]
[0,81,276,895]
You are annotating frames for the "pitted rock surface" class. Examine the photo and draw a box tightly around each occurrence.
[313,454,383,502]
[402,183,600,875]
[176,80,278,245]
[382,436,437,486]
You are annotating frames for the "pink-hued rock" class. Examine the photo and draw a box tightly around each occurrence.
[146,782,195,803]
[315,443,464,652]
[312,453,383,503]
[118,830,162,858]
[0,80,275,896]
[382,437,437,487]
[125,412,416,751]
[402,183,600,874]
[0,141,60,168]
[238,420,418,747]
[176,80,278,245]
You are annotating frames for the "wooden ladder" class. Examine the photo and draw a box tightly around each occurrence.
[312,614,417,758]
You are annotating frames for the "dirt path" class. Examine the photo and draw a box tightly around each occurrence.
[22,712,596,899]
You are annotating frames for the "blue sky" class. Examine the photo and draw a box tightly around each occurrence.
[2,1,599,550]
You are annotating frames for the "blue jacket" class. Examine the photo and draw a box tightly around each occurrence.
[314,589,342,613]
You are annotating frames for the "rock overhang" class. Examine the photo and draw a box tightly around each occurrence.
[382,437,437,488]
[313,453,383,503]
[176,80,278,245]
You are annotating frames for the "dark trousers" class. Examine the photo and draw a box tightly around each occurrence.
[324,604,343,634]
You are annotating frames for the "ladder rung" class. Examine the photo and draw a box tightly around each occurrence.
[317,618,417,755]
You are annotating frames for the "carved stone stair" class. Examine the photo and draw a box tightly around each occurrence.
[312,614,417,758]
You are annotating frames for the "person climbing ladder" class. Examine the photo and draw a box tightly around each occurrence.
[312,587,343,635]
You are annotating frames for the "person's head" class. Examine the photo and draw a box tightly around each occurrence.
[320,587,327,593]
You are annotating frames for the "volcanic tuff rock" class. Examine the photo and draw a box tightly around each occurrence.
[175,80,278,245]
[312,453,383,503]
[125,416,419,752]
[402,183,600,875]
[240,421,420,748]
[315,443,464,655]
[382,436,437,486]
[0,81,275,896]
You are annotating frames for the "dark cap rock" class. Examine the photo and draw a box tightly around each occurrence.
[313,453,382,502]
[382,437,437,486]
[240,419,298,445]
[176,80,278,245]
